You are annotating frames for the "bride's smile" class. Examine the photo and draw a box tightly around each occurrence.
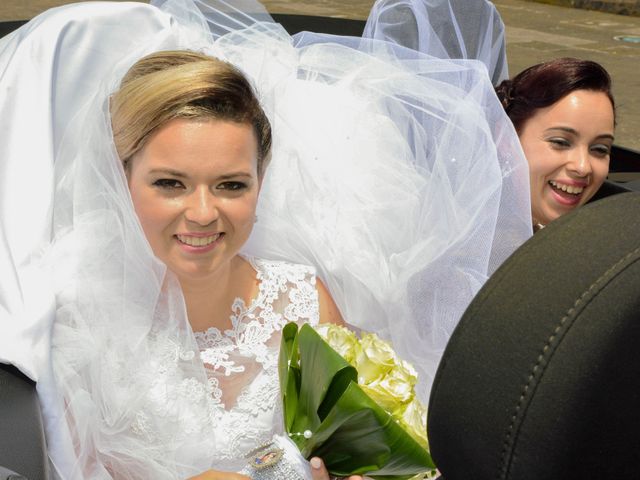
[175,232,224,251]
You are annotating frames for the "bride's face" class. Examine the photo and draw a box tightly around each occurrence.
[127,117,261,282]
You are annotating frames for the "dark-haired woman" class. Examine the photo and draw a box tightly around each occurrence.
[496,57,615,231]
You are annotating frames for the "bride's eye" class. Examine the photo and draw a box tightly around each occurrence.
[152,178,185,189]
[217,181,247,191]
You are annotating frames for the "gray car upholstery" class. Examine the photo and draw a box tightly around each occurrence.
[428,192,640,479]
[0,364,49,480]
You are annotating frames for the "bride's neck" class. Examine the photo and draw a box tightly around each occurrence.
[178,256,256,332]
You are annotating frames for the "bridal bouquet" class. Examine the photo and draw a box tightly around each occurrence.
[277,322,436,479]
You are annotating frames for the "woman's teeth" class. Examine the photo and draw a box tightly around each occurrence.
[549,180,584,195]
[176,234,221,247]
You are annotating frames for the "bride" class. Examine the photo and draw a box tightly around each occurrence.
[0,0,531,478]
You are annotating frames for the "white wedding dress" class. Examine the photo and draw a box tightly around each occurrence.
[0,0,532,478]
[192,257,319,470]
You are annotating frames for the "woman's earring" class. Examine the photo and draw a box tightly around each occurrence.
[254,215,258,224]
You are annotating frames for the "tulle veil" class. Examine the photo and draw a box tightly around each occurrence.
[363,0,510,85]
[0,0,531,477]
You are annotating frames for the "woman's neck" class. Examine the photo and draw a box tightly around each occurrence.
[178,255,258,332]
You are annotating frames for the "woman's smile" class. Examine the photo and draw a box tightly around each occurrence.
[175,232,225,252]
[547,179,588,206]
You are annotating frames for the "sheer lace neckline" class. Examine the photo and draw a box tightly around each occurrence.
[192,256,320,376]
[185,257,319,463]
[192,255,262,338]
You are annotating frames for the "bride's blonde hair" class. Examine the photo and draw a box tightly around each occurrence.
[111,50,272,176]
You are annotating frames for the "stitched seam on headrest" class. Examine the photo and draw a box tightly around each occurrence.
[430,237,530,403]
[497,246,640,480]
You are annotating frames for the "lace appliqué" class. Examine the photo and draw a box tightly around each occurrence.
[198,327,245,376]
[285,279,319,322]
[192,257,320,464]
[130,335,217,447]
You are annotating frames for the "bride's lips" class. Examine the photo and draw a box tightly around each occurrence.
[547,179,588,207]
[174,232,224,253]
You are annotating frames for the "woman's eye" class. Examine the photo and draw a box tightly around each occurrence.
[217,181,247,191]
[152,179,184,189]
[548,138,571,148]
[590,144,611,157]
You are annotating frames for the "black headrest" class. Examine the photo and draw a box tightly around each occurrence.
[428,192,640,480]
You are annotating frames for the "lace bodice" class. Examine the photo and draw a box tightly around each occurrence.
[193,257,319,469]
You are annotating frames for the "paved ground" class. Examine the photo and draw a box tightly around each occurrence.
[1,0,638,149]
[531,0,640,17]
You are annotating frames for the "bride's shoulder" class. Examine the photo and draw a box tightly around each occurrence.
[243,255,317,282]
[241,255,342,324]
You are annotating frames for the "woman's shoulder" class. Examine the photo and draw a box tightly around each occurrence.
[244,255,323,325]
[244,256,344,326]
[243,255,317,286]
[245,255,316,275]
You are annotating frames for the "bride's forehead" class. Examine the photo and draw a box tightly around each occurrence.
[134,118,259,171]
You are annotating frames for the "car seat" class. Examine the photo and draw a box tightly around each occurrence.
[428,192,640,479]
[0,363,49,480]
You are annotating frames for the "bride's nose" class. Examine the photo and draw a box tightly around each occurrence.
[184,187,219,226]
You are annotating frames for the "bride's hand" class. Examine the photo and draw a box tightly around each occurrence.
[187,470,249,480]
[310,457,363,480]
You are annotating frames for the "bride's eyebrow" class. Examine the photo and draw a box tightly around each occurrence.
[147,169,253,180]
[148,168,186,178]
[216,172,253,180]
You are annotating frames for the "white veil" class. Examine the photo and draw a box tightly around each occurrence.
[363,0,509,85]
[0,0,531,477]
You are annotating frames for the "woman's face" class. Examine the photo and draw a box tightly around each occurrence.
[127,117,260,282]
[519,89,614,227]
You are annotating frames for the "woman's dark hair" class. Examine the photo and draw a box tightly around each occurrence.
[495,57,615,134]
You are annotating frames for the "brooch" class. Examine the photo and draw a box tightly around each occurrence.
[243,441,305,479]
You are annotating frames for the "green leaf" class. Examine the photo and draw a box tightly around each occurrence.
[279,322,301,430]
[298,325,356,411]
[308,382,434,478]
[288,324,357,440]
